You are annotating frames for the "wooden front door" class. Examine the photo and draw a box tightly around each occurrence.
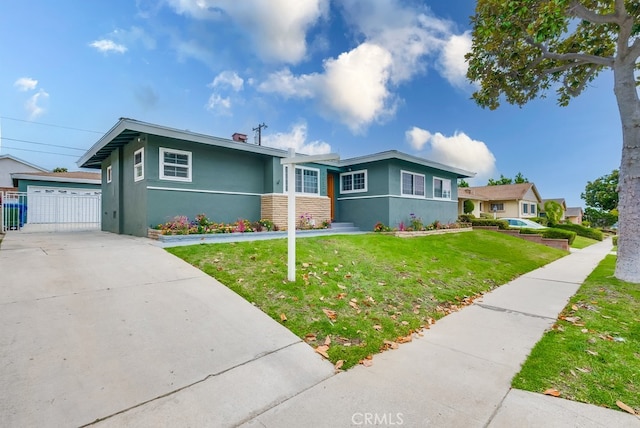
[327,173,335,221]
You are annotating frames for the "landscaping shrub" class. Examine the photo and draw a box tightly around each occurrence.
[543,228,576,245]
[470,218,509,229]
[519,227,576,245]
[458,214,475,223]
[463,199,475,214]
[613,235,618,246]
[553,223,603,241]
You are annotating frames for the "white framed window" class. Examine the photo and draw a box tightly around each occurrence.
[522,203,528,214]
[106,165,112,183]
[160,147,192,182]
[340,170,367,193]
[284,165,319,195]
[433,177,451,199]
[530,204,536,214]
[401,170,425,197]
[134,148,144,182]
[491,203,505,212]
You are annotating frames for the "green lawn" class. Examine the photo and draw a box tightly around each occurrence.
[168,230,565,369]
[572,236,599,249]
[512,255,640,414]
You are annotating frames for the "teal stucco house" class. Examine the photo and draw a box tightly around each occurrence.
[78,118,474,237]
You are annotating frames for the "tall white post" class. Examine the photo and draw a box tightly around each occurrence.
[287,148,296,282]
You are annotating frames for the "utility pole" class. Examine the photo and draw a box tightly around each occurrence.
[252,122,267,146]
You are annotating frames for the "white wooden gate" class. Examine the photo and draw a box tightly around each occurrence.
[1,190,101,232]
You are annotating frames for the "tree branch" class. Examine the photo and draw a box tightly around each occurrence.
[564,66,597,97]
[567,0,621,25]
[525,37,614,67]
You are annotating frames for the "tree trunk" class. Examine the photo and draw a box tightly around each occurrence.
[613,60,640,283]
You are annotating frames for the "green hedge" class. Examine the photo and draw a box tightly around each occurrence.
[470,218,509,229]
[613,235,618,246]
[519,227,576,245]
[543,228,576,245]
[553,223,603,241]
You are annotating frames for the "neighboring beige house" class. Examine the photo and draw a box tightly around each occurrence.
[0,154,48,191]
[541,198,567,221]
[458,183,542,219]
[565,207,584,224]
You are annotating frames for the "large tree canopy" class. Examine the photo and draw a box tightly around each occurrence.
[581,169,619,211]
[467,0,640,283]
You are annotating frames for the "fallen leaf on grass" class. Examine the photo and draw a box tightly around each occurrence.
[324,335,331,346]
[336,292,347,299]
[571,304,579,311]
[586,349,599,356]
[576,367,592,373]
[334,360,344,372]
[349,300,359,310]
[382,340,399,350]
[616,401,638,416]
[397,334,413,344]
[373,324,382,331]
[322,308,337,321]
[543,388,561,397]
[280,313,287,322]
[315,345,330,359]
[304,333,317,343]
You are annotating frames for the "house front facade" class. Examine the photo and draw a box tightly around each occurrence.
[460,183,542,219]
[78,119,474,236]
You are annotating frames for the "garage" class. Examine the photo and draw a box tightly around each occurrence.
[27,186,101,224]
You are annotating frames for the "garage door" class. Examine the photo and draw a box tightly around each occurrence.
[27,186,101,224]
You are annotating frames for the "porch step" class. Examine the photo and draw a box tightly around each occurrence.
[329,222,361,232]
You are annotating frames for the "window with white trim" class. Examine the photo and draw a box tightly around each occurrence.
[522,203,528,214]
[401,171,425,197]
[284,166,319,195]
[134,148,144,182]
[160,147,192,182]
[106,165,112,183]
[530,204,536,214]
[340,170,367,193]
[433,177,451,199]
[491,203,504,212]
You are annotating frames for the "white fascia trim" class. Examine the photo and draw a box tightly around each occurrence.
[337,194,458,203]
[10,174,101,185]
[147,186,262,197]
[263,192,329,199]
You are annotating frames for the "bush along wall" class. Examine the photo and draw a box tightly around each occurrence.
[519,228,577,245]
[470,218,509,229]
[552,223,603,241]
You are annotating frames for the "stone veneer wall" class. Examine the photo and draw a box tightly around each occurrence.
[261,194,331,230]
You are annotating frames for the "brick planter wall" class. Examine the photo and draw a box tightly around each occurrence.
[472,226,569,251]
[261,194,331,230]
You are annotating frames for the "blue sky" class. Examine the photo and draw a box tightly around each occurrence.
[0,0,622,208]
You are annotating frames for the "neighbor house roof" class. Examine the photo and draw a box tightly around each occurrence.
[465,183,542,202]
[78,118,476,178]
[0,154,48,172]
[565,207,583,217]
[457,187,489,201]
[11,171,101,185]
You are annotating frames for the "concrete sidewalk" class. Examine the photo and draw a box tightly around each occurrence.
[240,238,639,427]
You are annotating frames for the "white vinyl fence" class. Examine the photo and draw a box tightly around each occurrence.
[1,190,101,233]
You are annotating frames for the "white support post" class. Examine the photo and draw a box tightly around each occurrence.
[286,148,296,281]
[281,149,340,282]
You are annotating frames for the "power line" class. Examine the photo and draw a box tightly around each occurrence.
[1,136,86,151]
[0,146,80,157]
[0,116,103,134]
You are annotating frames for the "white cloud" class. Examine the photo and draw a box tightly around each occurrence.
[14,77,38,91]
[89,39,128,54]
[25,89,50,119]
[257,68,317,98]
[406,127,496,179]
[438,31,472,88]
[209,71,244,92]
[173,38,215,66]
[165,0,328,63]
[205,93,231,112]
[262,122,331,155]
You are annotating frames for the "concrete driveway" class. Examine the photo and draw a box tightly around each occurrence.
[0,231,333,427]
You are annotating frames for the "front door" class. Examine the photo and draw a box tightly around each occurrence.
[327,173,335,221]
